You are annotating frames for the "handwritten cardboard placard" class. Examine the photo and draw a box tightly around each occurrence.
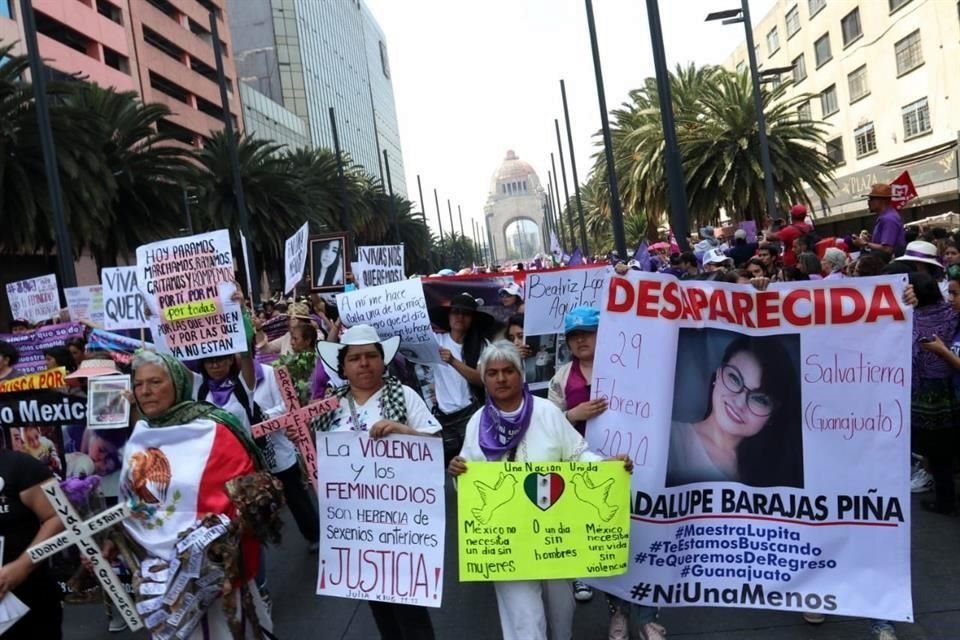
[101,267,148,331]
[6,274,60,325]
[523,266,610,337]
[0,323,85,374]
[0,367,67,394]
[316,432,446,607]
[135,231,245,360]
[457,461,630,581]
[337,279,439,363]
[64,285,105,326]
[354,245,405,289]
[284,223,309,294]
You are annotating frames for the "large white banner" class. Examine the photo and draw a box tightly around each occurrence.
[523,266,609,336]
[101,267,148,331]
[284,223,309,294]
[337,278,439,363]
[354,245,405,289]
[586,273,913,621]
[316,432,445,607]
[6,274,59,325]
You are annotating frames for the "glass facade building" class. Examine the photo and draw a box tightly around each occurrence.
[240,83,309,151]
[230,0,407,196]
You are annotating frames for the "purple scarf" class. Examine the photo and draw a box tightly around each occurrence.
[207,364,265,407]
[479,384,535,460]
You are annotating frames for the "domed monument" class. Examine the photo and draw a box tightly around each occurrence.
[484,150,548,264]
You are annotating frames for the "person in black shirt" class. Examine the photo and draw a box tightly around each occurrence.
[0,449,65,639]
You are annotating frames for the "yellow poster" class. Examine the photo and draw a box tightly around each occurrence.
[457,460,631,581]
[0,367,66,393]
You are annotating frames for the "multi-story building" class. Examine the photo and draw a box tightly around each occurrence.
[724,0,959,232]
[239,83,308,150]
[229,0,408,196]
[0,0,243,147]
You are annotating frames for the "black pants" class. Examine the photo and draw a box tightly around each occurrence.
[275,463,320,543]
[368,602,435,640]
[915,428,959,509]
[435,404,478,465]
[5,588,62,640]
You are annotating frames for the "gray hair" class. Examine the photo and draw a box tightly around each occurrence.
[131,350,168,374]
[822,247,846,270]
[478,340,523,378]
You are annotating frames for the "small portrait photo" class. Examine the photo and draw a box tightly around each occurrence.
[310,234,349,292]
[666,328,803,489]
[14,425,65,476]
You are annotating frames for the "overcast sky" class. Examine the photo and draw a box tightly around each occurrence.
[364,0,777,240]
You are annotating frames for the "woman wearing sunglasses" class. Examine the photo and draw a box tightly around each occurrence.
[667,335,803,488]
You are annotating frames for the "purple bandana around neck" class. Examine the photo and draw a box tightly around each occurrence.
[479,384,535,461]
[206,364,265,407]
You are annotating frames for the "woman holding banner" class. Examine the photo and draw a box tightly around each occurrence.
[448,340,631,640]
[315,324,441,640]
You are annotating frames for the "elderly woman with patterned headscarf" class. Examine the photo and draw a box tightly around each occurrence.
[314,324,441,639]
[112,351,277,639]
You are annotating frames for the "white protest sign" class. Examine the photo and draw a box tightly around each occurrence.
[284,223,309,294]
[523,266,609,337]
[5,274,59,325]
[101,267,148,331]
[316,432,445,607]
[586,273,913,621]
[65,285,105,326]
[354,245,405,289]
[337,278,439,363]
[135,230,246,359]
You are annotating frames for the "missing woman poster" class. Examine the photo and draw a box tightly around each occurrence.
[586,273,913,621]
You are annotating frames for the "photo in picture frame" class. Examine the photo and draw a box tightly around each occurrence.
[309,233,351,292]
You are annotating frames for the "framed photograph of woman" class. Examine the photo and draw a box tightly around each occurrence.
[309,234,350,292]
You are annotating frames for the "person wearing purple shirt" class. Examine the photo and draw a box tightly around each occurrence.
[855,183,906,255]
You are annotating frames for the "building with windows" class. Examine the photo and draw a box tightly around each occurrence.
[239,83,308,150]
[0,0,243,147]
[724,0,959,232]
[484,151,548,263]
[229,0,407,196]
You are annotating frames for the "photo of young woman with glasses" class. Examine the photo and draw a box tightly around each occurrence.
[666,333,803,488]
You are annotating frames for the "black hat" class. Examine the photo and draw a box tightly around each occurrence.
[429,293,496,333]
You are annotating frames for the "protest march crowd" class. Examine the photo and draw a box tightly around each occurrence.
[0,181,950,640]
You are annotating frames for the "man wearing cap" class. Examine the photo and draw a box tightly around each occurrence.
[498,282,525,314]
[702,249,732,273]
[854,183,906,256]
[775,204,813,268]
[726,229,758,267]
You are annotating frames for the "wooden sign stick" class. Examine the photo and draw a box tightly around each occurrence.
[27,480,144,631]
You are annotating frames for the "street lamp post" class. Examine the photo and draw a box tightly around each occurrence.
[560,80,590,256]
[383,150,400,244]
[554,120,576,250]
[416,175,428,225]
[706,0,779,222]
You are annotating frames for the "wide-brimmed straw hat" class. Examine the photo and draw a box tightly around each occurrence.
[66,358,121,380]
[316,324,400,371]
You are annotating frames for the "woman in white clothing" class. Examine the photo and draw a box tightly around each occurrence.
[448,341,631,640]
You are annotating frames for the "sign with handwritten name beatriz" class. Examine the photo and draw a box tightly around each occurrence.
[457,461,630,581]
[316,432,446,607]
[523,266,609,337]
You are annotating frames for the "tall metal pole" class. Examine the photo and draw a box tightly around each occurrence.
[447,200,455,241]
[585,0,627,258]
[472,219,481,264]
[741,0,777,223]
[550,157,568,250]
[416,174,428,225]
[382,150,400,244]
[19,0,76,289]
[458,205,466,239]
[433,188,445,264]
[554,120,576,250]
[560,80,590,255]
[329,107,350,234]
[209,11,260,304]
[645,0,691,251]
[181,185,194,234]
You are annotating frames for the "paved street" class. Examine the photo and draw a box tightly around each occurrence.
[65,486,959,639]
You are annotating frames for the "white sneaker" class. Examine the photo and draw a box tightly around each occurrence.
[573,580,593,602]
[910,467,933,493]
[641,621,667,640]
[608,610,628,640]
[875,629,898,640]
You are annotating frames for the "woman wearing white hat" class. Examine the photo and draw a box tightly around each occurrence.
[314,325,441,639]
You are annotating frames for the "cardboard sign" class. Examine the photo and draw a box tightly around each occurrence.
[523,266,609,337]
[135,231,245,360]
[64,285,105,326]
[337,279,439,363]
[6,274,59,325]
[587,273,913,621]
[102,267,148,331]
[316,432,446,607]
[0,323,85,374]
[0,367,67,394]
[354,245,405,289]
[457,461,630,581]
[284,223,310,294]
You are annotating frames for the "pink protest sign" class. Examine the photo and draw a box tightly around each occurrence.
[251,367,338,490]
